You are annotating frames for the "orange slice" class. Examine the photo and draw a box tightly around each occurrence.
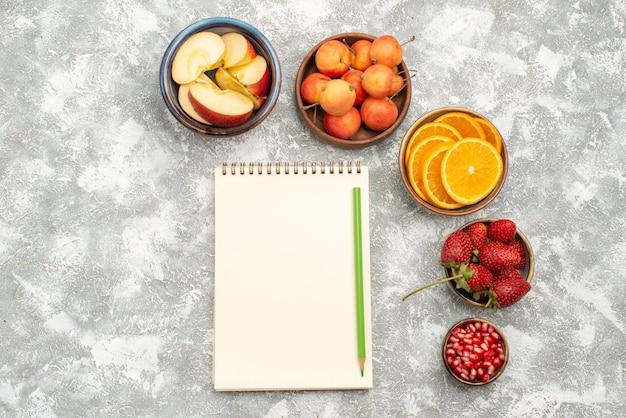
[404,122,463,165]
[474,117,502,154]
[419,142,464,209]
[406,135,455,200]
[441,137,503,205]
[434,112,486,140]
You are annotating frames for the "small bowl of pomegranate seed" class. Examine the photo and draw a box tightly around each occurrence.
[442,318,509,386]
[444,217,535,309]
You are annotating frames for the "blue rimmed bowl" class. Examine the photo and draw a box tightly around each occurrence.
[160,17,281,136]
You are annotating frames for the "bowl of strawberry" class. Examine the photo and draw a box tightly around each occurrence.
[442,318,509,385]
[402,218,534,310]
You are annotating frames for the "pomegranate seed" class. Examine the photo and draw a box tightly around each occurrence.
[445,320,506,384]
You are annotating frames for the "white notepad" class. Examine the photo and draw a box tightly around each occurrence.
[213,162,372,391]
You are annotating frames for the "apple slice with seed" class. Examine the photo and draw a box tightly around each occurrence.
[215,67,263,110]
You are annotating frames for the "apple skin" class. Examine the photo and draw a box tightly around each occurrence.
[324,106,361,139]
[350,39,373,71]
[315,39,352,77]
[227,55,267,85]
[171,31,226,85]
[360,96,398,131]
[319,79,356,117]
[178,82,212,124]
[361,64,395,99]
[221,32,257,68]
[369,35,403,68]
[189,81,254,128]
[245,65,271,99]
[300,72,331,105]
[341,69,367,106]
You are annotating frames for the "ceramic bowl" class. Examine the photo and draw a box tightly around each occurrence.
[398,107,508,215]
[445,218,535,307]
[160,17,281,136]
[295,33,411,149]
[442,318,509,386]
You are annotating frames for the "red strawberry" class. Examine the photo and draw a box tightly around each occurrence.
[492,267,524,283]
[402,262,492,301]
[464,222,487,250]
[463,263,493,292]
[508,240,526,270]
[485,278,531,310]
[440,230,473,268]
[487,219,517,244]
[477,241,520,272]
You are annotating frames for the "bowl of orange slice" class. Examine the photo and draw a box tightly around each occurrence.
[399,107,508,216]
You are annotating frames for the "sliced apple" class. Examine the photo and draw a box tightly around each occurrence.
[215,67,263,110]
[227,55,268,86]
[178,82,212,124]
[245,66,271,107]
[189,81,254,128]
[221,32,257,68]
[171,31,226,85]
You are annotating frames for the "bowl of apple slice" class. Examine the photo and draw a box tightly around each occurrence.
[160,17,282,136]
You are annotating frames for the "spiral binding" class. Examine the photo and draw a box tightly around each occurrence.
[221,161,361,175]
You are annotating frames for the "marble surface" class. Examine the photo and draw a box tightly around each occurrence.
[1,0,625,417]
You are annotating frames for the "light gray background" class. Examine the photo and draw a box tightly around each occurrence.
[1,0,624,417]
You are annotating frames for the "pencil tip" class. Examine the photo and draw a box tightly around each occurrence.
[361,369,364,377]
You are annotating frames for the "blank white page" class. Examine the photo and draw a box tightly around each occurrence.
[213,163,372,391]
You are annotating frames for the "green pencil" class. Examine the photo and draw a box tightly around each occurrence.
[353,187,366,377]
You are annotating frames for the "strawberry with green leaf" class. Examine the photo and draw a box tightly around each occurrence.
[483,278,531,310]
[402,262,493,301]
[440,230,473,268]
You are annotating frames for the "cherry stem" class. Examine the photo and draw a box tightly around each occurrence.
[301,103,319,111]
[402,273,462,301]
[401,35,416,47]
